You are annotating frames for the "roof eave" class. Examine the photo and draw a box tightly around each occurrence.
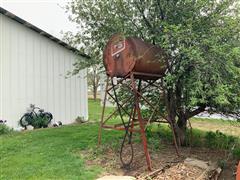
[0,6,90,59]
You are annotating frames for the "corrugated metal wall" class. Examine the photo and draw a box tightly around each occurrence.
[0,14,88,128]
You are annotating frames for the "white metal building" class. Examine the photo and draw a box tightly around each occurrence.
[0,7,88,128]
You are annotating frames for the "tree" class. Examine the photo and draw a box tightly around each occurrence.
[88,65,101,100]
[64,0,240,145]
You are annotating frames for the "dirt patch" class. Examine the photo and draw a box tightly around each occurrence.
[81,142,237,180]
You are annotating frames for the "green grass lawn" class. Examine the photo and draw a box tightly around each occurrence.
[0,99,239,179]
[88,99,114,121]
[89,99,240,137]
[0,123,124,180]
[0,99,117,180]
[191,117,240,137]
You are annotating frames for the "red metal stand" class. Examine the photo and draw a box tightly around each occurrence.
[98,72,179,171]
[237,161,240,180]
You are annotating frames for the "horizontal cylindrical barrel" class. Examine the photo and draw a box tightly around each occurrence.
[103,34,167,79]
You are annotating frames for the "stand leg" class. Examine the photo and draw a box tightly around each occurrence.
[130,74,152,171]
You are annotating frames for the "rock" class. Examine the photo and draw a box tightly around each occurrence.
[51,121,63,127]
[26,125,34,130]
[184,158,219,180]
[96,175,136,180]
[15,127,25,131]
[184,158,210,170]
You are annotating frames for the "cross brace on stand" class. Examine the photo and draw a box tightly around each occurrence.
[98,72,179,171]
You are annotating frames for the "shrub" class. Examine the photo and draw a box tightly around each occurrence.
[31,116,49,129]
[185,128,205,147]
[218,159,227,169]
[75,116,85,123]
[0,124,13,135]
[205,130,236,149]
[232,147,240,160]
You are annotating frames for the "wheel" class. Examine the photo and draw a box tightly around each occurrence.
[42,112,53,128]
[19,113,32,129]
[43,112,52,123]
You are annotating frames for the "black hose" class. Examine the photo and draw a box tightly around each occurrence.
[111,79,134,168]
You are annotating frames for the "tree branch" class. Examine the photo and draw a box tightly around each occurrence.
[135,2,153,30]
[186,105,206,119]
[157,0,165,20]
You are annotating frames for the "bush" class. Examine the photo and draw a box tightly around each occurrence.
[75,116,86,123]
[205,130,236,149]
[232,147,240,160]
[185,128,205,147]
[31,116,49,129]
[0,124,13,135]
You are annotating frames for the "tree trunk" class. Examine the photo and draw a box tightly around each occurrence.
[93,85,97,101]
[175,116,188,146]
[174,105,206,145]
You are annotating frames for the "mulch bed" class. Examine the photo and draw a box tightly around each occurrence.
[82,141,238,180]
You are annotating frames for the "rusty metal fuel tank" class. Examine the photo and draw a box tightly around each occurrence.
[103,34,167,79]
